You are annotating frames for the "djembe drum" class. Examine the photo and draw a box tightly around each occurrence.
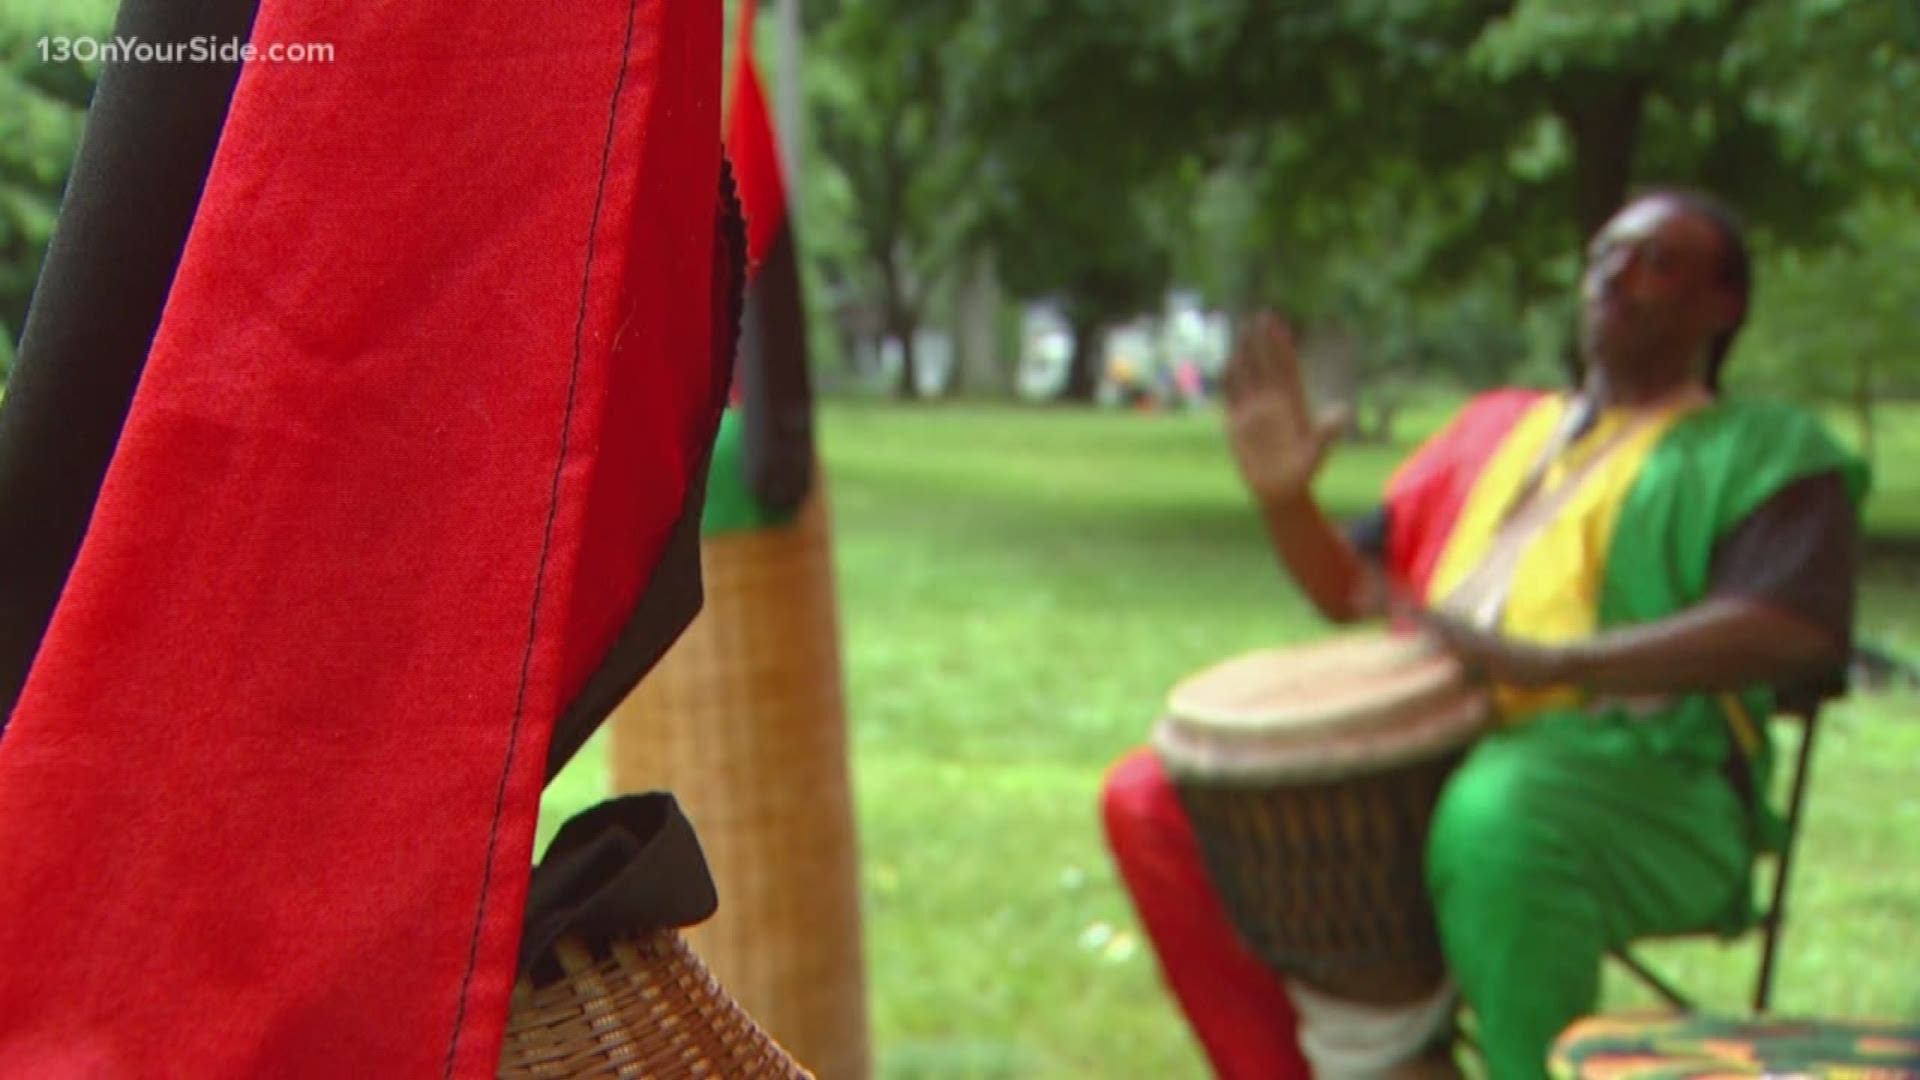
[1152,631,1489,1010]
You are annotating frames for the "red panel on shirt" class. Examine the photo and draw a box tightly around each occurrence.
[1383,389,1545,599]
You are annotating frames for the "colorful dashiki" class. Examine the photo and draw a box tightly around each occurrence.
[1384,389,1870,1080]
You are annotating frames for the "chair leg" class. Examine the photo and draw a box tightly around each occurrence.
[1754,710,1823,1013]
[1612,949,1696,1012]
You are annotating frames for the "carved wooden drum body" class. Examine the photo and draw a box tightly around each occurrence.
[1153,632,1489,1007]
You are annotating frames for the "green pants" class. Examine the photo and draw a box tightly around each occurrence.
[1426,715,1753,1080]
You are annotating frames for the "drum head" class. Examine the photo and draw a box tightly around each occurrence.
[1154,631,1488,781]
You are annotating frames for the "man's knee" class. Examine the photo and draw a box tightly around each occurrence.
[1100,746,1174,845]
[1425,739,1562,896]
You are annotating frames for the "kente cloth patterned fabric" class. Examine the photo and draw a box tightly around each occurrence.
[1550,1012,1920,1079]
[0,1,731,1076]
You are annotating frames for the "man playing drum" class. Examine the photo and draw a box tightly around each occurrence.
[1101,189,1871,1080]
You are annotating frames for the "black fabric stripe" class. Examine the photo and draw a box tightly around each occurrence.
[0,0,261,732]
[737,221,815,514]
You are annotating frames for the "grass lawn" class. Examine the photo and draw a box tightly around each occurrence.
[542,397,1920,1079]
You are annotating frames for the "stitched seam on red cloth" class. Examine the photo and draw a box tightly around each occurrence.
[441,0,643,1073]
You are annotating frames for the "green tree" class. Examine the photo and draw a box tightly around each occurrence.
[803,0,975,399]
[1741,195,1920,462]
[954,4,1227,401]
[794,0,1917,413]
[1222,0,1898,282]
[1170,159,1541,442]
[973,162,1176,403]
[0,6,98,382]
[960,0,1911,382]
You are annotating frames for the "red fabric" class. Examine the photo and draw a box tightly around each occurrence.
[1382,388,1544,598]
[725,0,788,269]
[1101,749,1313,1080]
[0,2,722,1077]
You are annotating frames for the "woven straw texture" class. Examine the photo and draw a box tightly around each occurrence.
[499,930,813,1079]
[608,491,869,1080]
[1171,748,1467,1007]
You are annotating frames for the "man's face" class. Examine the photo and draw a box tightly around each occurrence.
[1579,196,1737,380]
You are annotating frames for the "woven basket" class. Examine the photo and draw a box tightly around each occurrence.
[608,489,869,1080]
[498,929,813,1079]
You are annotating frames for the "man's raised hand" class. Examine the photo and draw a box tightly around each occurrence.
[1222,311,1349,504]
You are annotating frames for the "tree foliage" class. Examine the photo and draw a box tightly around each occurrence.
[1739,194,1920,458]
[800,0,1916,410]
[799,0,975,397]
[0,2,99,381]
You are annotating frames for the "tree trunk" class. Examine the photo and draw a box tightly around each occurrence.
[1554,82,1647,387]
[1058,314,1104,403]
[834,296,874,381]
[949,253,1010,399]
[879,252,919,399]
[1301,321,1366,437]
[1559,80,1648,245]
[892,323,919,400]
[1370,397,1401,446]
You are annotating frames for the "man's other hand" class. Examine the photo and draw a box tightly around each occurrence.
[1416,607,1573,690]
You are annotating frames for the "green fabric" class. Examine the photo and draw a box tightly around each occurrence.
[701,407,795,534]
[1596,397,1872,862]
[1428,715,1752,1080]
[1428,399,1872,1080]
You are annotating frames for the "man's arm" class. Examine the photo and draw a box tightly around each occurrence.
[1254,493,1388,625]
[1425,596,1843,694]
[1219,312,1378,624]
[1424,471,1858,696]
[1557,597,1845,693]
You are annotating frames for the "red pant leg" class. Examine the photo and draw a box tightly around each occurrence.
[1101,748,1312,1080]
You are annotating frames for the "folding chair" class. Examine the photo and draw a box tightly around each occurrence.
[1608,672,1845,1013]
